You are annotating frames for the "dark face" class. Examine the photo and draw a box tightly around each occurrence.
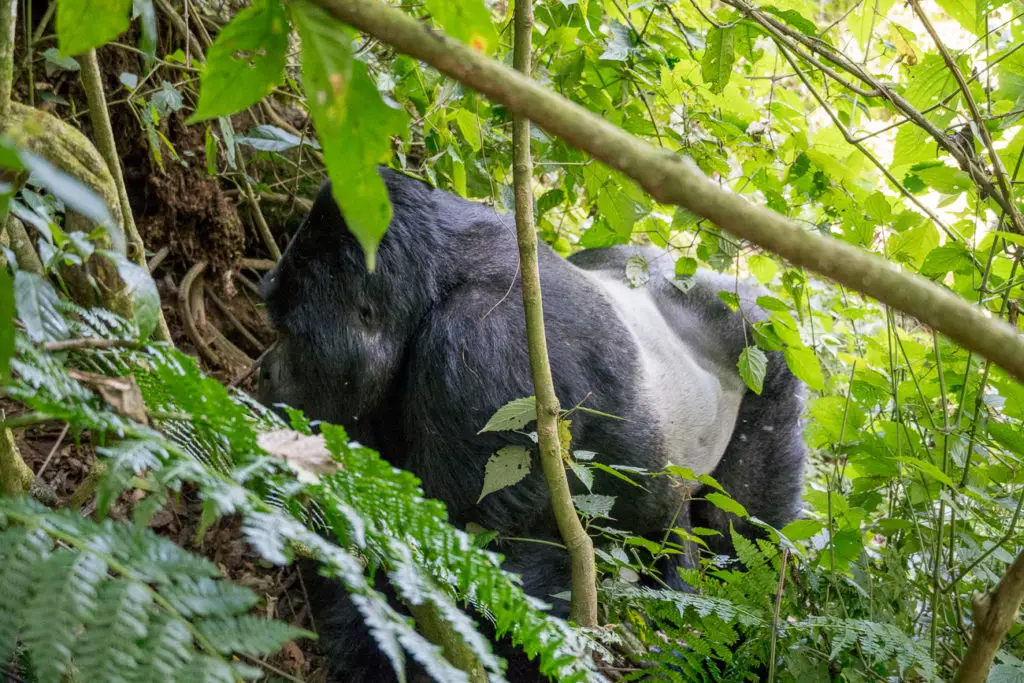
[257,183,415,431]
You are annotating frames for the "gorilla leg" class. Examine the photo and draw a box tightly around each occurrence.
[690,354,806,557]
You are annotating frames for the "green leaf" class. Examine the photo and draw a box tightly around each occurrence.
[780,519,824,541]
[701,27,735,94]
[18,150,123,253]
[195,615,315,655]
[573,493,617,518]
[477,445,533,503]
[704,492,749,518]
[920,243,974,278]
[57,0,133,56]
[188,0,289,123]
[14,271,60,342]
[425,0,498,55]
[105,251,161,341]
[864,191,892,222]
[478,396,537,433]
[783,345,824,391]
[747,254,777,284]
[738,346,767,395]
[133,0,157,67]
[933,0,982,34]
[455,109,482,152]
[291,0,409,271]
[675,257,698,278]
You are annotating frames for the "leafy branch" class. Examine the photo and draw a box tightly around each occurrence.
[306,0,1024,389]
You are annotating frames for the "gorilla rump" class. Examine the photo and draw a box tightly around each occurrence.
[258,168,807,681]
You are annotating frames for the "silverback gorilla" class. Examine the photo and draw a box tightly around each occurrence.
[258,167,807,681]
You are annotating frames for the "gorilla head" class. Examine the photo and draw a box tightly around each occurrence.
[258,173,446,431]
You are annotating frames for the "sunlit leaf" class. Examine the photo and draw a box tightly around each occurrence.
[290,0,409,271]
[188,0,289,123]
[57,0,133,56]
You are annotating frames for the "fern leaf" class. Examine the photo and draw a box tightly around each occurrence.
[161,576,260,618]
[74,580,151,683]
[136,614,194,680]
[195,615,314,656]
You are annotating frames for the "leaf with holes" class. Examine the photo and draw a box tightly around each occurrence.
[188,0,289,123]
[477,446,533,503]
[478,396,537,433]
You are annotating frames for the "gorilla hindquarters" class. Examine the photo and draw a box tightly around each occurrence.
[258,167,807,681]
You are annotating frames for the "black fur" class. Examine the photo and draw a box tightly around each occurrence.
[258,168,806,681]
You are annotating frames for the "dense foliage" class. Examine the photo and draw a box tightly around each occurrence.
[1,0,1023,680]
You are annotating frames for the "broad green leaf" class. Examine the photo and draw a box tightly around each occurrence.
[701,27,735,94]
[675,257,698,278]
[738,346,767,395]
[104,251,161,341]
[780,519,824,541]
[291,0,409,271]
[455,109,482,152]
[747,254,777,284]
[188,0,289,123]
[572,493,616,518]
[568,460,594,492]
[783,345,824,391]
[0,270,14,381]
[920,243,974,278]
[57,0,133,56]
[425,0,498,55]
[477,446,532,503]
[14,271,60,342]
[863,191,891,223]
[888,222,939,269]
[704,492,748,518]
[762,7,818,35]
[809,395,865,442]
[934,0,982,34]
[478,397,537,433]
[891,56,963,174]
[911,162,972,195]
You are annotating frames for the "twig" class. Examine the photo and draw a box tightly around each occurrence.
[954,550,1024,682]
[228,343,275,388]
[34,422,70,480]
[511,0,597,626]
[908,0,1024,235]
[42,338,140,352]
[236,153,283,260]
[312,0,1024,386]
[241,257,278,272]
[80,49,173,342]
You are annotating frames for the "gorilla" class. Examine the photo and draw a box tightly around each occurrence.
[258,167,806,681]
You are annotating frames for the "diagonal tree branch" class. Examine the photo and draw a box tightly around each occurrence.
[310,0,1024,387]
[954,549,1024,683]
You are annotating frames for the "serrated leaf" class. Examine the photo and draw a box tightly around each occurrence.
[57,0,133,56]
[783,345,824,391]
[704,492,749,518]
[920,243,973,278]
[675,256,698,278]
[162,577,259,618]
[188,0,289,123]
[701,27,735,94]
[291,0,409,271]
[478,396,537,433]
[780,518,824,541]
[477,445,532,503]
[738,346,767,395]
[573,493,616,518]
[425,0,498,54]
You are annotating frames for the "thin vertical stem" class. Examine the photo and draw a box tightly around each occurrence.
[511,0,596,627]
[0,0,15,116]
